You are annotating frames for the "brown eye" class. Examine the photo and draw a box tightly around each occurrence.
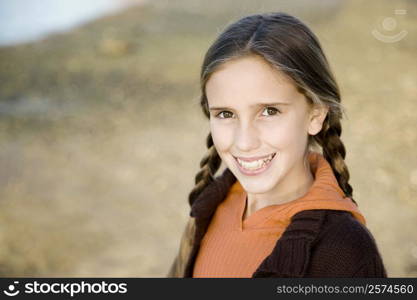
[217,111,233,119]
[262,107,280,116]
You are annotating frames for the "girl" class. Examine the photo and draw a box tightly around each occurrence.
[168,12,387,278]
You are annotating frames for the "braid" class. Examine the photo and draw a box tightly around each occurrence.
[188,132,222,206]
[313,114,357,205]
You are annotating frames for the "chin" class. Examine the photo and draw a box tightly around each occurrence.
[239,177,277,194]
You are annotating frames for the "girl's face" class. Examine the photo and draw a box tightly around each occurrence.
[206,55,327,196]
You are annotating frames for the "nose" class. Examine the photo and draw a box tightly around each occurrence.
[234,121,261,153]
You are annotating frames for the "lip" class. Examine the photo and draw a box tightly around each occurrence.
[234,153,277,176]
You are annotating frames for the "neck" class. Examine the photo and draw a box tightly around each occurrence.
[243,157,314,220]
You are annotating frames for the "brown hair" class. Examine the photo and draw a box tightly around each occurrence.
[189,12,356,206]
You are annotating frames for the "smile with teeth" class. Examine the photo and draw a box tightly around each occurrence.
[236,153,276,170]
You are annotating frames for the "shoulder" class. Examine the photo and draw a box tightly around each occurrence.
[291,209,387,277]
[314,209,379,255]
[289,209,376,246]
[253,209,387,277]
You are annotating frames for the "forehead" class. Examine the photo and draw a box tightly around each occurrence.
[206,55,301,107]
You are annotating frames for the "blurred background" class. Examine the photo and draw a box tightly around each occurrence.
[0,0,416,277]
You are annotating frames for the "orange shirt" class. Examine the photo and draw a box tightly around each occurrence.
[193,152,365,278]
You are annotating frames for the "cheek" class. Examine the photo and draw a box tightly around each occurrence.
[262,117,309,148]
[209,121,233,151]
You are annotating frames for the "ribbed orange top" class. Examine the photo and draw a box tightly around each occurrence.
[192,152,365,278]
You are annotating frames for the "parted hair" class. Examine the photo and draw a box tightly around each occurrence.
[188,12,356,207]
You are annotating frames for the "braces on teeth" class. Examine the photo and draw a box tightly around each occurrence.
[237,154,275,170]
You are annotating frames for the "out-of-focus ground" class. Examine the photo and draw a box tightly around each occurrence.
[0,0,416,277]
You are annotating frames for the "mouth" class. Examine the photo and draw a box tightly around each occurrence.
[233,153,277,175]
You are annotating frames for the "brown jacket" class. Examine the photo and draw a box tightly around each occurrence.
[168,168,387,278]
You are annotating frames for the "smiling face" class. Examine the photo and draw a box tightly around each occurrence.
[206,54,328,199]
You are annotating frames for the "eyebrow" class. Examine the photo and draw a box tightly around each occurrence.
[208,102,291,111]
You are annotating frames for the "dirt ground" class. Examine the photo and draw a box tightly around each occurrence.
[0,0,416,277]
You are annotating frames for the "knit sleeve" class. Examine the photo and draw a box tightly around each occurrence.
[305,212,388,278]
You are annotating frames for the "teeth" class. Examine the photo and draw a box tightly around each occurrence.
[237,153,275,170]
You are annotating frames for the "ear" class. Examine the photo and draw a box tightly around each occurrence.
[308,105,329,136]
